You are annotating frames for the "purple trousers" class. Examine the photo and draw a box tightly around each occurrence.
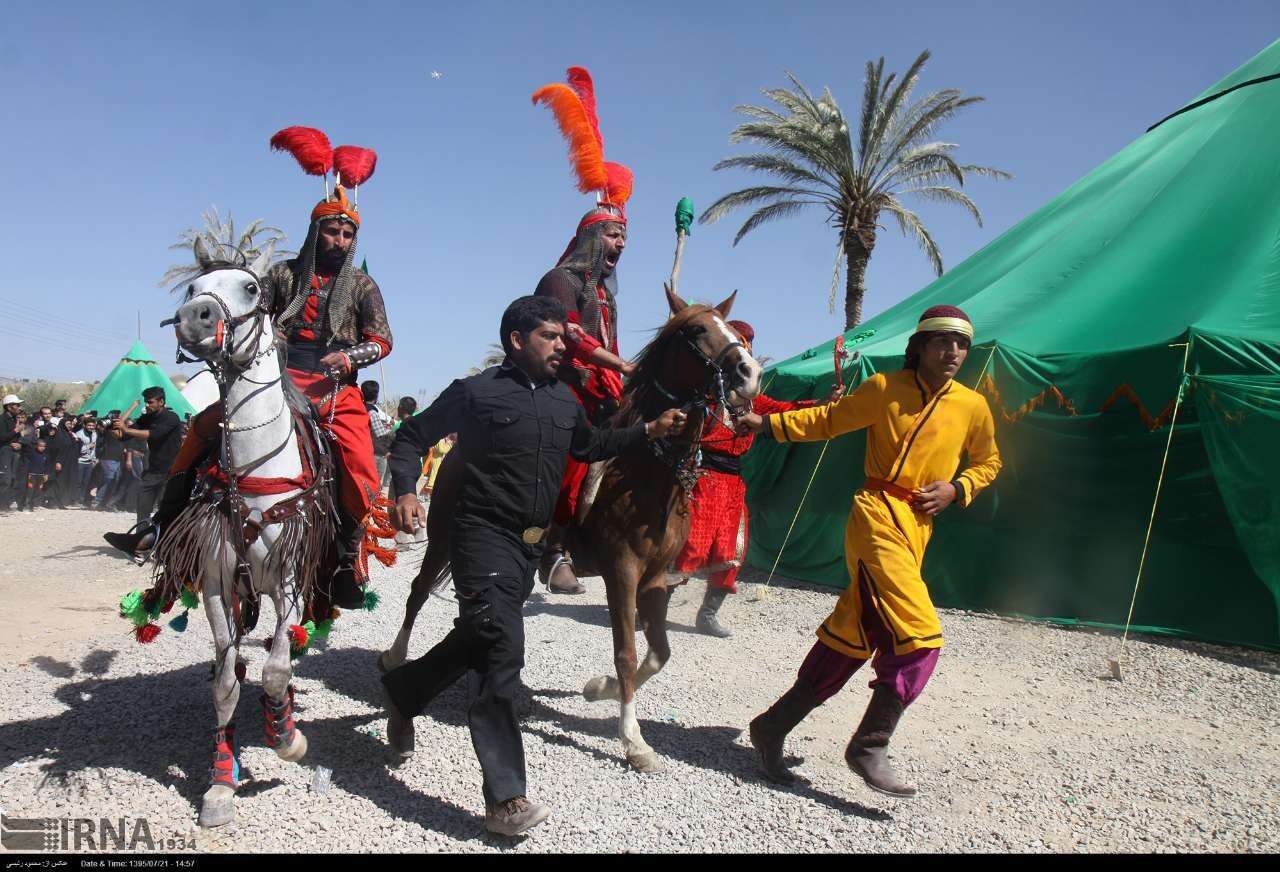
[798,574,939,706]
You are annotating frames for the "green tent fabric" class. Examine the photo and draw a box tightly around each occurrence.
[744,40,1280,651]
[79,340,196,418]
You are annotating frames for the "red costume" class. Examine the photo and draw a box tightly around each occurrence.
[674,393,817,592]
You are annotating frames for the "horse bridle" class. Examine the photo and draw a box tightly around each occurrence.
[649,326,749,496]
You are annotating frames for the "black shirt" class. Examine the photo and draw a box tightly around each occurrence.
[136,408,182,475]
[98,426,126,462]
[390,362,647,535]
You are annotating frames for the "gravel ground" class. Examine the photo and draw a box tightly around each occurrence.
[0,505,1277,853]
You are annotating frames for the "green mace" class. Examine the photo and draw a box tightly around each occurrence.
[669,197,695,297]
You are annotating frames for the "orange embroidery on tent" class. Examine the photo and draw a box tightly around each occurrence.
[1099,385,1178,431]
[978,373,1078,423]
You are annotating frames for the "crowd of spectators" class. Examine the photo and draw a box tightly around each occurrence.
[0,391,185,516]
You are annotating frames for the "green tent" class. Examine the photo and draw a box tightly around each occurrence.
[80,340,196,418]
[745,41,1280,651]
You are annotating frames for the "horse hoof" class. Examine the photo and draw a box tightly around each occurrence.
[275,729,308,763]
[198,786,235,828]
[627,751,664,774]
[583,675,618,702]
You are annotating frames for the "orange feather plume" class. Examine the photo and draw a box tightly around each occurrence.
[269,126,333,176]
[332,146,378,187]
[532,82,608,194]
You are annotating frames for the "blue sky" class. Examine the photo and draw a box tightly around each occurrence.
[2,1,1275,405]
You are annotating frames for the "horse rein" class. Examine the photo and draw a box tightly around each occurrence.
[648,328,750,496]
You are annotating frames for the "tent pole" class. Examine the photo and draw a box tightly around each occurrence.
[1109,339,1193,681]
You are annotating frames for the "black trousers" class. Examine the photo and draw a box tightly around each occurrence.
[136,471,168,525]
[382,523,540,806]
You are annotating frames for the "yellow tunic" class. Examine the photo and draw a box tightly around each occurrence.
[765,369,1001,657]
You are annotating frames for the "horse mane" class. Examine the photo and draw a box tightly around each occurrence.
[613,303,715,427]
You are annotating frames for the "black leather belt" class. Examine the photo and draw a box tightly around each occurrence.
[700,452,741,476]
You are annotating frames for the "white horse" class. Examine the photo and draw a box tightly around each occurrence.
[163,240,337,828]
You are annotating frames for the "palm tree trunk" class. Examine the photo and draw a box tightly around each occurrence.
[843,232,874,330]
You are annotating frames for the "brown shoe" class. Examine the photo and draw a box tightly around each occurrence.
[748,680,819,785]
[485,795,551,836]
[844,685,917,799]
[542,552,585,595]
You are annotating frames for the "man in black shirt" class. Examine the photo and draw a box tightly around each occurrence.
[381,296,686,837]
[106,387,182,529]
[95,412,127,510]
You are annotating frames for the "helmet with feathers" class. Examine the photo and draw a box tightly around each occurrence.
[268,126,378,341]
[533,67,633,327]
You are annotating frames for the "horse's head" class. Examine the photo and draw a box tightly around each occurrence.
[656,284,763,409]
[171,239,273,369]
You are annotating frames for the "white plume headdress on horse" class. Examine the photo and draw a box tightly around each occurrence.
[268,126,378,341]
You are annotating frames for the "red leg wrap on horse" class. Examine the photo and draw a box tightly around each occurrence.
[261,686,297,749]
[210,723,240,788]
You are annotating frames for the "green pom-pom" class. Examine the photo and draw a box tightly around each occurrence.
[146,599,162,620]
[362,589,380,611]
[168,611,190,633]
[675,197,695,235]
[180,588,199,610]
[119,591,149,627]
[312,618,334,641]
[302,620,316,638]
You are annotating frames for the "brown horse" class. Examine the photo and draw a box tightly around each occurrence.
[380,286,761,770]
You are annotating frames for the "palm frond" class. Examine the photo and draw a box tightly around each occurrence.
[711,153,833,190]
[731,199,816,246]
[699,185,810,225]
[900,185,983,226]
[883,199,944,275]
[863,50,932,175]
[958,163,1014,181]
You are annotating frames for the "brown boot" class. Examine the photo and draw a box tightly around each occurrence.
[845,685,917,799]
[748,680,818,784]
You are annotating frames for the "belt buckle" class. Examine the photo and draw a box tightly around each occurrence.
[521,526,546,545]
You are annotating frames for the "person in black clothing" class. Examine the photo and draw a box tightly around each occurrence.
[0,396,25,512]
[105,387,182,532]
[49,415,80,509]
[380,296,686,837]
[22,438,51,511]
[95,413,127,511]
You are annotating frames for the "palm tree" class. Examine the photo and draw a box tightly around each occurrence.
[159,206,296,288]
[465,343,508,376]
[699,51,1011,329]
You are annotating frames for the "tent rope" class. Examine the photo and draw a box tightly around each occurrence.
[1111,340,1192,675]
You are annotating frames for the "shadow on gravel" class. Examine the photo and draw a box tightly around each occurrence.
[44,544,130,562]
[521,688,892,822]
[0,646,495,841]
[525,599,705,636]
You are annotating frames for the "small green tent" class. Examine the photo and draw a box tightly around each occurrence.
[80,340,196,418]
[745,40,1280,650]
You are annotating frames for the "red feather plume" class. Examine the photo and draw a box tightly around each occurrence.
[270,126,333,176]
[332,146,378,187]
[135,623,161,644]
[566,67,603,150]
[604,162,633,208]
[532,83,608,194]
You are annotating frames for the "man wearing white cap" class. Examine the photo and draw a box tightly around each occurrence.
[1,394,24,512]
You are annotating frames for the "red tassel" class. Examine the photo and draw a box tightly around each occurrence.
[332,146,377,187]
[288,624,309,649]
[270,126,333,176]
[135,623,161,644]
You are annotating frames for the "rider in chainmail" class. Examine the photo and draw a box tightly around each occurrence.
[533,202,633,594]
[105,132,393,611]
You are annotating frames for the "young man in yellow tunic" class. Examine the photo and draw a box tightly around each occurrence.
[737,305,1001,798]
